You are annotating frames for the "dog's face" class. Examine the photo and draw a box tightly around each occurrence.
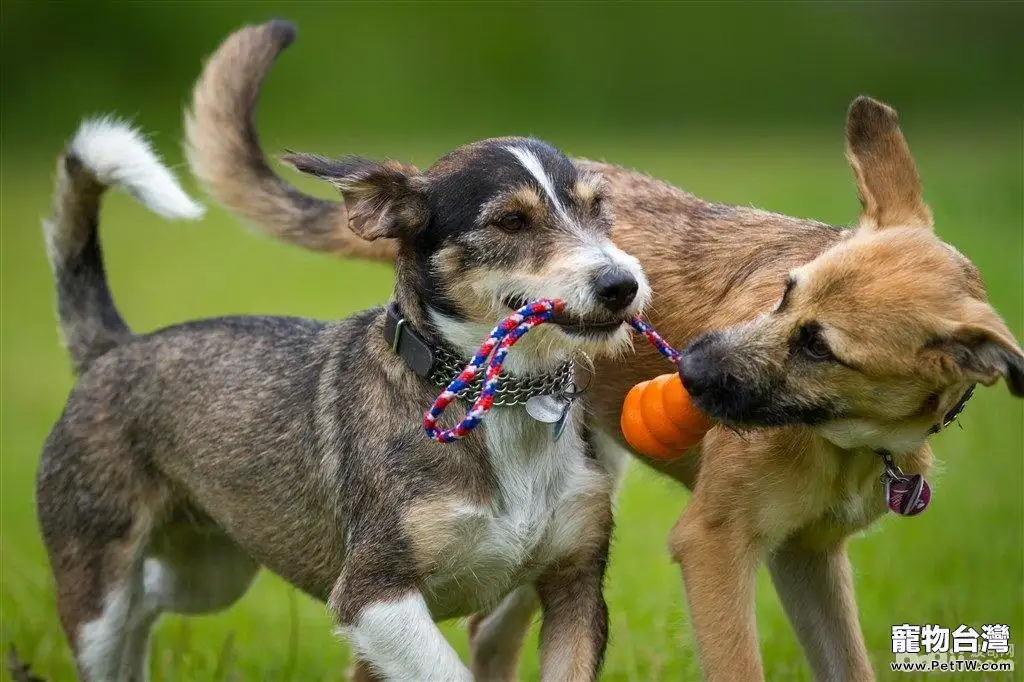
[284,138,649,364]
[678,97,1024,453]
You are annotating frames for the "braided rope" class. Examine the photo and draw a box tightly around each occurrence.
[628,316,682,363]
[427,346,575,406]
[423,299,682,443]
[424,300,562,442]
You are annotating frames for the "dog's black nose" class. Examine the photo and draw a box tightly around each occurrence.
[595,270,639,313]
[677,351,712,398]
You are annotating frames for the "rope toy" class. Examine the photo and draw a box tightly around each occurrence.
[628,316,681,364]
[423,299,704,451]
[424,299,563,442]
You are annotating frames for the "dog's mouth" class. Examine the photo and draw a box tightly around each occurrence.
[502,296,627,337]
[688,387,841,430]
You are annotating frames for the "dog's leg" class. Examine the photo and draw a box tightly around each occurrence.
[670,499,764,682]
[768,536,874,682]
[120,609,160,682]
[39,441,255,682]
[38,443,171,682]
[467,585,539,682]
[75,567,149,682]
[534,551,609,682]
[340,592,469,681]
[330,555,470,682]
[48,518,156,682]
[467,429,627,682]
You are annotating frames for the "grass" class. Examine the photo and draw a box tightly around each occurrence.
[1,124,1021,681]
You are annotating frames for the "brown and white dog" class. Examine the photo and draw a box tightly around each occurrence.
[185,20,1024,682]
[35,28,654,680]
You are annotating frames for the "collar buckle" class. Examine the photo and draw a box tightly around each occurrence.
[390,317,405,353]
[384,303,437,378]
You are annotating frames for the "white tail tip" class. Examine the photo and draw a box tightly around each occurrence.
[70,117,205,221]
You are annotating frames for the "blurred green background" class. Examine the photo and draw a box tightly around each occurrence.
[2,2,1021,681]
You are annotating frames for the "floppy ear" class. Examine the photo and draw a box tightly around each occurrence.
[927,308,1024,397]
[846,96,933,230]
[281,153,426,240]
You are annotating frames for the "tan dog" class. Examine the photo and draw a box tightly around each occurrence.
[186,22,1023,682]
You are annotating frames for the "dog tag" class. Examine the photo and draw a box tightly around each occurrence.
[551,402,572,442]
[525,394,574,441]
[884,473,931,516]
[526,394,566,423]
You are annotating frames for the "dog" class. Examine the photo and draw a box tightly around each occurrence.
[36,63,654,681]
[186,20,1024,682]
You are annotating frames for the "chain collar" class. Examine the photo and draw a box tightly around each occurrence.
[383,303,575,407]
[428,342,575,406]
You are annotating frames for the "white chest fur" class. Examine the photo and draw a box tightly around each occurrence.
[418,405,610,619]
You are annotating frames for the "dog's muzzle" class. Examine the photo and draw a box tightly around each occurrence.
[503,271,638,337]
[677,333,836,427]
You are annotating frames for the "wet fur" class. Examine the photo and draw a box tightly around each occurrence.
[185,21,1024,682]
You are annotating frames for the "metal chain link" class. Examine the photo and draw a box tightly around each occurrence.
[428,345,575,406]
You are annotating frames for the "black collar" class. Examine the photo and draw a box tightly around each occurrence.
[933,384,975,434]
[383,302,439,378]
[875,384,975,463]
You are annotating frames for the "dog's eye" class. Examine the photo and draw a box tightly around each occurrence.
[590,195,604,218]
[795,323,834,362]
[495,212,527,233]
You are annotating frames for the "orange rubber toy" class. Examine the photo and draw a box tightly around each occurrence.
[620,373,714,460]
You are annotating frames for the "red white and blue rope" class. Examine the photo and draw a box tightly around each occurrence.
[423,298,681,443]
[423,299,563,442]
[628,316,682,364]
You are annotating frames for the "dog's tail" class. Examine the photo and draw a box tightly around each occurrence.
[184,20,397,263]
[44,118,205,373]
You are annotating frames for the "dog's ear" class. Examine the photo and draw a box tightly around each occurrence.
[926,306,1024,397]
[845,96,933,231]
[281,153,426,240]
